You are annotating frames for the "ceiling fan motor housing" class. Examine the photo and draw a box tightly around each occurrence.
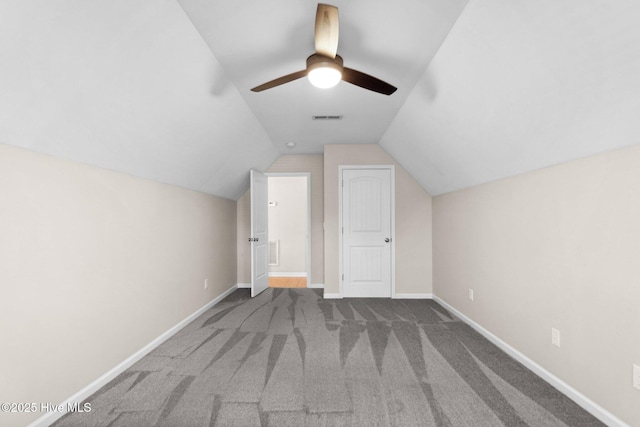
[306,54,344,73]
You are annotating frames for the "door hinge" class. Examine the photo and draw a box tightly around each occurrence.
[342,274,344,280]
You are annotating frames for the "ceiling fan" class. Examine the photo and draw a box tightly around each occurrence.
[251,3,397,95]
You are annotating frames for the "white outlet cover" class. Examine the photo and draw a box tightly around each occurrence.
[633,364,640,390]
[551,328,561,347]
[468,289,474,301]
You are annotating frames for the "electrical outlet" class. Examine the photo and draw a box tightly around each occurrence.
[468,289,474,301]
[551,328,561,347]
[204,279,208,289]
[633,364,640,390]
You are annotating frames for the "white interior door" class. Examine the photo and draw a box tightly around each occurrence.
[342,168,392,297]
[250,170,269,297]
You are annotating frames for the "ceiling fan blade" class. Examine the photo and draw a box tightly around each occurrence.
[342,67,397,95]
[250,70,308,92]
[315,4,339,58]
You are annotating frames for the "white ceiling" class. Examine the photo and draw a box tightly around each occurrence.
[176,0,468,153]
[1,0,639,199]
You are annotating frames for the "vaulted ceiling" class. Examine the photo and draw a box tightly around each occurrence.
[1,1,639,200]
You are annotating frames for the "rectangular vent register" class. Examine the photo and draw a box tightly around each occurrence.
[312,115,343,120]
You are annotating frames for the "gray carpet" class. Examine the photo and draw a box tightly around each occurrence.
[54,288,603,426]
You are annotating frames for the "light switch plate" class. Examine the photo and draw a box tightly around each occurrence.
[551,328,560,347]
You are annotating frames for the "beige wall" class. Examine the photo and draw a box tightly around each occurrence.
[433,145,640,427]
[268,176,308,274]
[3,138,633,424]
[324,144,433,296]
[237,155,324,286]
[0,145,237,427]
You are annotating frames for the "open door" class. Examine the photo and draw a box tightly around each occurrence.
[250,170,269,297]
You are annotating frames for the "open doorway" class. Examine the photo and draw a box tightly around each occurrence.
[267,174,310,288]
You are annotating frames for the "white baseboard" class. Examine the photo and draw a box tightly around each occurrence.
[323,292,342,299]
[268,272,307,277]
[432,296,629,427]
[323,292,433,299]
[393,293,433,299]
[236,282,251,288]
[28,284,239,427]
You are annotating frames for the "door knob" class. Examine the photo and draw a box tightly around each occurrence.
[384,238,390,243]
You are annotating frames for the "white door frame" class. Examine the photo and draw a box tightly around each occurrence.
[266,173,312,284]
[338,165,396,298]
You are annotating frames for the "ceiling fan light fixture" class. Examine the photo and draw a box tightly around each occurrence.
[308,66,341,88]
[306,54,343,89]
[250,5,396,95]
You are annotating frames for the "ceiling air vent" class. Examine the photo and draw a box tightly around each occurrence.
[312,115,343,120]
